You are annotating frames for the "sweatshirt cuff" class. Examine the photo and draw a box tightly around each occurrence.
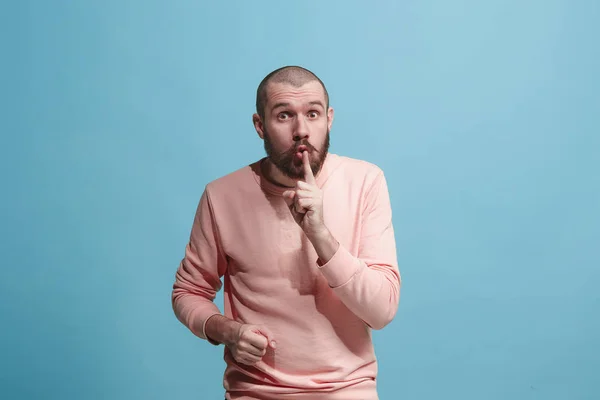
[202,312,222,346]
[317,244,361,288]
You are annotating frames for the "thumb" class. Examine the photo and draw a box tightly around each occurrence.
[282,191,302,224]
[253,325,277,349]
[282,190,295,208]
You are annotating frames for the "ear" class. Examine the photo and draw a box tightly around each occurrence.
[253,113,265,139]
[327,107,334,132]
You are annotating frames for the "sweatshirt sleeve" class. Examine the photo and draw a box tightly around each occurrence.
[317,170,401,330]
[172,187,227,345]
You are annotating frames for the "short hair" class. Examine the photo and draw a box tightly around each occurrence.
[256,66,329,119]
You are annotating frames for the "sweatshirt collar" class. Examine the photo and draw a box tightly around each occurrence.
[251,153,341,196]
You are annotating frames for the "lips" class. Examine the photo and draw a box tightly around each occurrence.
[297,145,308,153]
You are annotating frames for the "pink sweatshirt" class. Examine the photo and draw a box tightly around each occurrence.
[172,153,401,400]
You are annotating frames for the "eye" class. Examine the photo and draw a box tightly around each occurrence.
[278,112,290,120]
[307,111,319,119]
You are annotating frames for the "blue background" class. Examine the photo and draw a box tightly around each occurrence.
[2,1,599,399]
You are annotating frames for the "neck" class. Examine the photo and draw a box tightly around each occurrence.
[261,159,297,188]
[261,158,314,188]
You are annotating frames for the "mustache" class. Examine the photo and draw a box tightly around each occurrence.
[287,140,318,154]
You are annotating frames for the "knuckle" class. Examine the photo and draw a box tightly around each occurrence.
[240,330,252,340]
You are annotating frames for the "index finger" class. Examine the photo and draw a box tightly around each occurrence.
[302,150,316,184]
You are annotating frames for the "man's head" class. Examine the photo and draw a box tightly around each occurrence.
[253,66,334,180]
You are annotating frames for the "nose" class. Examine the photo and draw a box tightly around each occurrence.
[293,115,309,142]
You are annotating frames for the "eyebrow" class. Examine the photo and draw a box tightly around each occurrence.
[308,100,325,108]
[272,102,291,110]
[272,100,325,111]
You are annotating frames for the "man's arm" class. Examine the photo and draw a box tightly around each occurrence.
[281,153,400,330]
[313,171,401,330]
[172,188,228,345]
[204,314,241,346]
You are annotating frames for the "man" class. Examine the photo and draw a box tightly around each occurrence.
[172,66,401,400]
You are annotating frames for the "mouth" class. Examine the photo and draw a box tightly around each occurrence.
[294,145,309,162]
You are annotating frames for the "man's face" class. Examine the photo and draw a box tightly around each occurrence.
[255,81,334,179]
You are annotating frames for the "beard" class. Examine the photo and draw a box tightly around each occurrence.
[263,127,330,180]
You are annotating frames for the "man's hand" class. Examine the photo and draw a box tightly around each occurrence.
[205,315,276,366]
[283,151,327,241]
[229,324,277,366]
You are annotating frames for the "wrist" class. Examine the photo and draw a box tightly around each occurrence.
[224,319,242,346]
[308,225,331,243]
[205,314,242,346]
[308,226,339,265]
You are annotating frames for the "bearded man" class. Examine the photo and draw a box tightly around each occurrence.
[172,66,401,400]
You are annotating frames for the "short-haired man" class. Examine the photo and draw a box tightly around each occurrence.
[172,66,401,400]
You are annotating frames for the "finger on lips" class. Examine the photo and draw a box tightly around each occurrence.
[281,150,315,212]
[302,151,316,184]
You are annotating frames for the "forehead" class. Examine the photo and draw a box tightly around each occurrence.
[265,81,326,109]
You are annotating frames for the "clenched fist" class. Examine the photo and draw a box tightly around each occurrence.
[228,324,277,366]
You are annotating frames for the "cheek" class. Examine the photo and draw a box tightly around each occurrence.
[311,121,329,137]
[267,125,292,144]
